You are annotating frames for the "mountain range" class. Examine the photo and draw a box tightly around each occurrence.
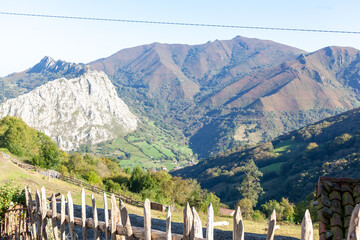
[1,36,360,162]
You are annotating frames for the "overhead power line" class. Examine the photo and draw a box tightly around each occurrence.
[1,11,360,34]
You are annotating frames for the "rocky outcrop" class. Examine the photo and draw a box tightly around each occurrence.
[28,56,87,76]
[0,70,137,151]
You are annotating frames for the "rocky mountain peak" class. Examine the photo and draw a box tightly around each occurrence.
[28,56,87,76]
[0,70,138,151]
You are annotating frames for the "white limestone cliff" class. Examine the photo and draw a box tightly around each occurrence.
[0,70,138,151]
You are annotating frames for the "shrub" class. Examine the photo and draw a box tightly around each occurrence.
[236,198,254,218]
[334,133,353,145]
[105,180,122,193]
[85,171,102,185]
[0,181,25,218]
[261,198,294,222]
[306,142,319,152]
[294,192,318,224]
[252,210,265,222]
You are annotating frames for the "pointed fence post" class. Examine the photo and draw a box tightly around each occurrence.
[348,204,360,240]
[81,188,86,240]
[104,192,109,240]
[92,195,99,240]
[67,192,76,240]
[35,189,42,239]
[301,209,313,240]
[116,200,124,240]
[165,206,171,240]
[183,202,194,240]
[192,207,203,238]
[233,206,244,240]
[40,186,48,240]
[206,203,214,240]
[119,199,133,238]
[51,193,59,240]
[111,195,117,240]
[25,186,29,209]
[60,195,65,240]
[26,188,37,240]
[144,199,151,240]
[266,210,276,240]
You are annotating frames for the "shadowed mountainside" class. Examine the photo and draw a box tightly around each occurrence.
[173,107,360,205]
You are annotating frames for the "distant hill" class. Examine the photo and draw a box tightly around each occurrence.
[88,36,305,157]
[190,46,360,155]
[173,107,360,205]
[89,36,303,102]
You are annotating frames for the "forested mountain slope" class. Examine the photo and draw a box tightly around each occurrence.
[173,107,360,205]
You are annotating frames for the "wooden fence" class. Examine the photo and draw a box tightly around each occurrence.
[61,176,144,208]
[0,204,30,239]
[1,186,326,240]
[7,157,165,211]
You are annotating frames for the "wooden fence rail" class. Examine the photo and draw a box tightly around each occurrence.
[8,157,163,210]
[0,185,330,240]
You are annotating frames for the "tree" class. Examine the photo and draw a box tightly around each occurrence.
[237,160,264,207]
[261,198,295,222]
[38,132,60,169]
[236,198,254,218]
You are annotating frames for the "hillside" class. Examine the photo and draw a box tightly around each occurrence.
[190,46,360,155]
[0,152,312,239]
[173,107,360,206]
[88,36,305,157]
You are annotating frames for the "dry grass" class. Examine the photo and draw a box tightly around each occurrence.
[0,151,318,239]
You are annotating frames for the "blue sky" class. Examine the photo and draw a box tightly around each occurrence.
[1,0,360,77]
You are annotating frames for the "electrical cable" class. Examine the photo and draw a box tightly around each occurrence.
[1,11,360,34]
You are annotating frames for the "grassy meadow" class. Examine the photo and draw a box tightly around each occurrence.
[0,150,318,239]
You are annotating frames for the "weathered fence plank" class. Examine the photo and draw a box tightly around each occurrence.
[92,195,100,240]
[67,191,76,240]
[233,206,244,240]
[60,195,65,240]
[111,194,117,240]
[51,193,59,240]
[206,203,214,240]
[266,210,276,240]
[192,207,203,238]
[81,188,87,240]
[144,198,151,240]
[16,206,21,239]
[41,186,48,240]
[301,209,313,240]
[166,207,171,240]
[35,189,42,240]
[104,192,109,240]
[119,199,133,238]
[183,202,194,240]
[26,188,37,240]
